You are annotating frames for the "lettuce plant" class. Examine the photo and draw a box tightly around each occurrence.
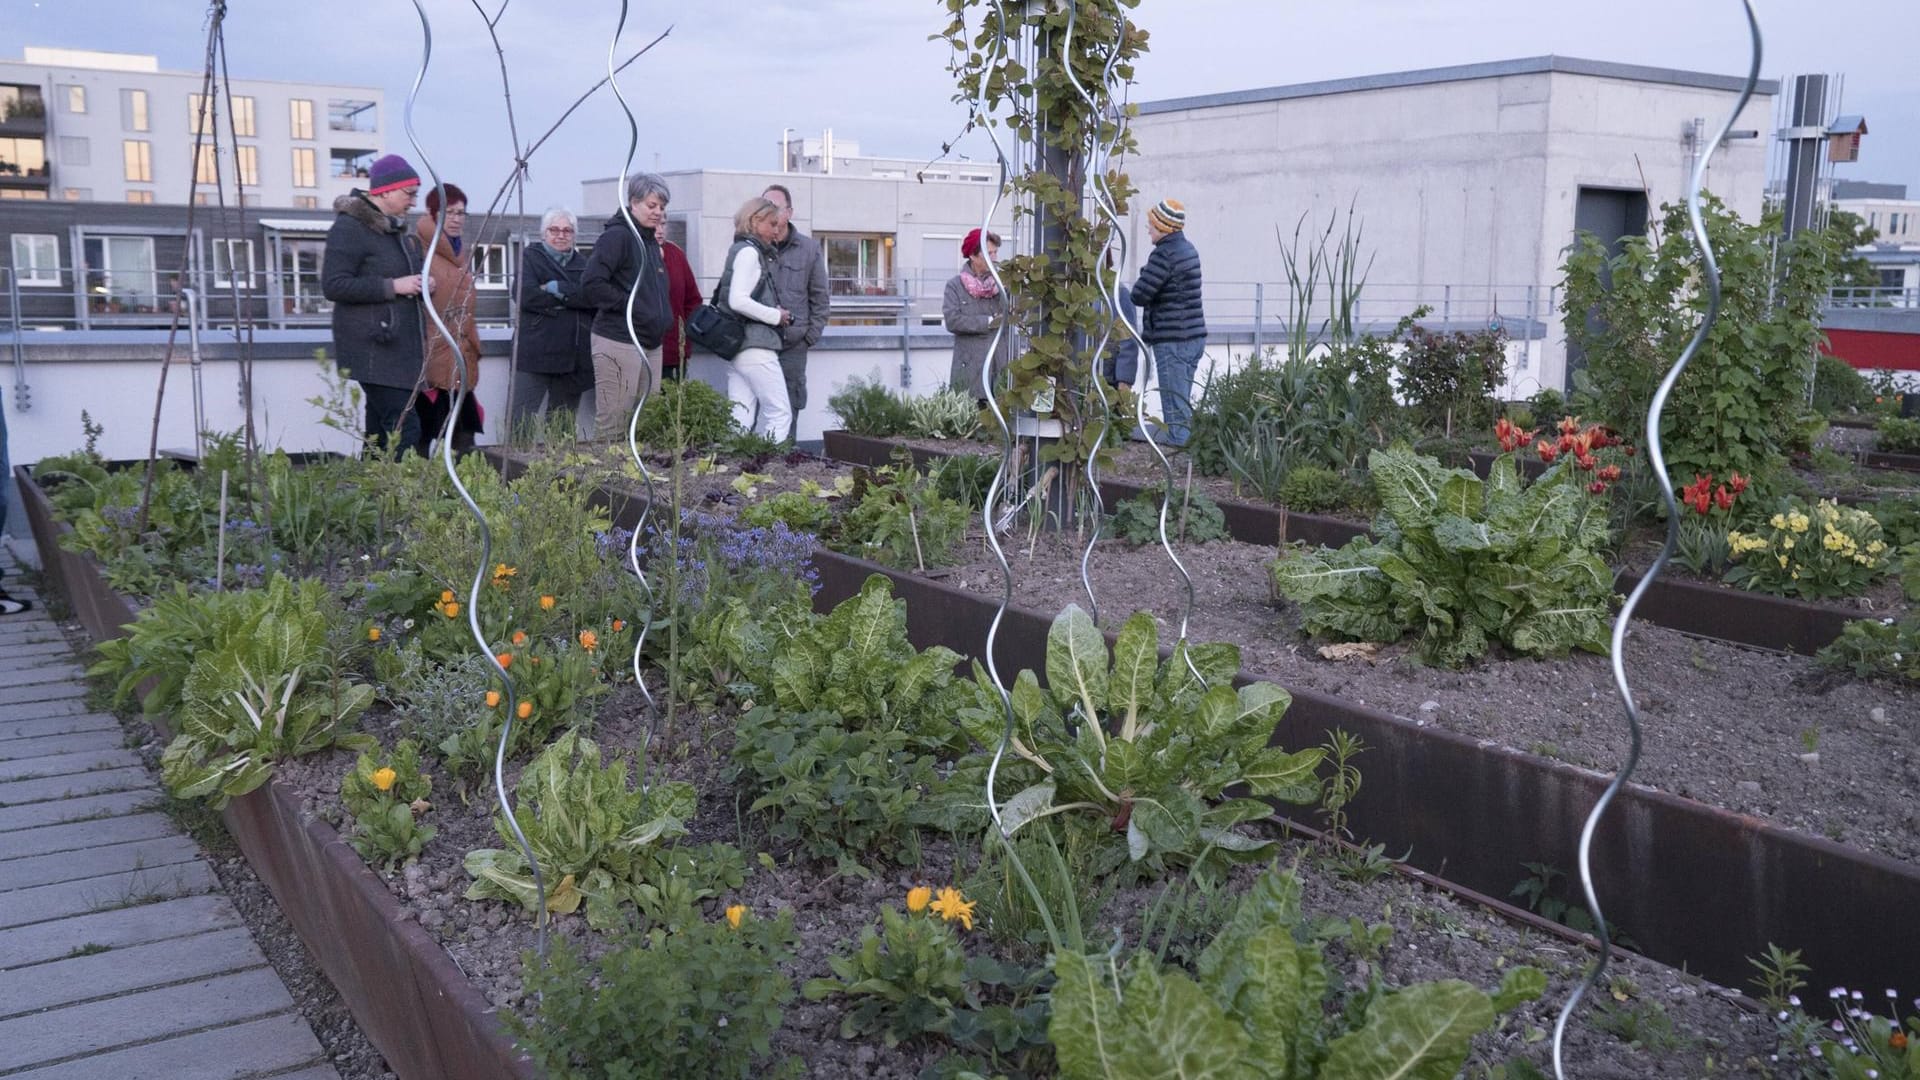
[961,606,1323,869]
[1272,448,1614,667]
[1048,866,1545,1079]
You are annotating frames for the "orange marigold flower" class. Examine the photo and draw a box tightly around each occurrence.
[725,904,746,929]
[539,595,556,611]
[371,767,398,792]
[1890,1029,1908,1050]
[511,630,528,645]
[367,627,382,642]
[906,886,932,913]
[579,630,598,652]
[486,690,502,708]
[441,601,461,618]
[517,701,533,720]
[441,590,455,604]
[611,619,626,632]
[495,652,513,669]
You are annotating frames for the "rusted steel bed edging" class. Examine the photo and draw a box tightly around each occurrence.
[16,466,533,1080]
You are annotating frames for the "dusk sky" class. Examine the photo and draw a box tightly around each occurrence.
[3,1,1916,215]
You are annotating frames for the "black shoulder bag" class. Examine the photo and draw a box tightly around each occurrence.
[686,239,771,361]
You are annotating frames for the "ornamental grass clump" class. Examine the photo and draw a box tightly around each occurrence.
[1727,499,1890,600]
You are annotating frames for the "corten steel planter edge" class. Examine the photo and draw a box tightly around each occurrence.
[793,545,1920,1001]
[17,466,535,1080]
[1863,450,1920,473]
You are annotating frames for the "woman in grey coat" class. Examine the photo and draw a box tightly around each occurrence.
[942,229,1014,400]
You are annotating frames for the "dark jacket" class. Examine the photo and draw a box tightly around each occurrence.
[1130,230,1206,345]
[516,242,594,376]
[322,191,423,389]
[1104,288,1141,385]
[768,227,829,355]
[660,240,702,368]
[581,213,672,349]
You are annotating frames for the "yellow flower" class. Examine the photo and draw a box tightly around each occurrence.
[1824,532,1846,552]
[1770,513,1787,530]
[725,904,746,929]
[492,563,517,586]
[367,627,382,642]
[929,886,975,931]
[1788,512,1810,534]
[517,701,533,720]
[486,690,502,708]
[578,630,598,652]
[1867,540,1886,554]
[1777,554,1789,568]
[1781,537,1794,551]
[906,886,932,914]
[441,589,455,604]
[540,595,556,611]
[440,601,462,618]
[371,767,397,792]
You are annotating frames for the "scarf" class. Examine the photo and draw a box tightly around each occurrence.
[960,268,999,299]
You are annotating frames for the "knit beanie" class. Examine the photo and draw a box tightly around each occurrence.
[1147,198,1186,234]
[367,154,421,196]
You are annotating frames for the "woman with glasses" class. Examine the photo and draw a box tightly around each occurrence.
[512,206,596,436]
[413,183,484,453]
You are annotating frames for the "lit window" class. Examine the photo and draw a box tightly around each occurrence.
[236,145,258,187]
[11,234,61,287]
[195,144,219,185]
[123,139,152,182]
[0,135,49,177]
[292,194,318,209]
[63,187,90,201]
[818,232,898,297]
[83,233,159,313]
[213,238,255,288]
[121,88,148,132]
[291,146,316,188]
[0,189,51,200]
[289,98,314,140]
[125,190,155,204]
[189,93,212,135]
[66,85,86,113]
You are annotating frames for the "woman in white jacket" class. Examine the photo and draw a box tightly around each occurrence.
[720,197,793,438]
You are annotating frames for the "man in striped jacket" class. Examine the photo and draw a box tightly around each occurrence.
[1130,198,1207,447]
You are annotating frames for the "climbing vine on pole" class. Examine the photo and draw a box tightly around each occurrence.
[937,0,1150,471]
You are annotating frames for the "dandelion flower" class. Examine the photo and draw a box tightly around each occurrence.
[517,701,533,720]
[486,690,501,708]
[906,886,932,914]
[725,904,746,929]
[539,595,556,611]
[930,886,975,930]
[371,767,398,792]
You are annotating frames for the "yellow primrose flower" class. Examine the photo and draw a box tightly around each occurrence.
[929,886,976,930]
[367,627,382,642]
[1777,554,1789,568]
[1770,513,1787,530]
[725,904,746,929]
[1780,537,1793,551]
[1788,512,1810,534]
[1824,532,1846,552]
[540,595,556,611]
[371,767,397,792]
[1867,540,1885,554]
[906,886,932,914]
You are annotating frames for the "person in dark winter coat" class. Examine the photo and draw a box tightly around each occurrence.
[322,153,425,454]
[761,184,830,443]
[943,228,1014,399]
[580,173,674,439]
[1130,198,1207,446]
[659,239,702,380]
[512,207,595,434]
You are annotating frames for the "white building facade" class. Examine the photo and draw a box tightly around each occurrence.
[0,46,385,209]
[1125,56,1777,394]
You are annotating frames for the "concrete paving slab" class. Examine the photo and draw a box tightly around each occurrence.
[0,967,296,1071]
[0,729,126,762]
[0,712,119,741]
[0,811,177,861]
[0,681,89,707]
[0,833,202,892]
[0,788,158,833]
[4,1011,333,1080]
[0,766,151,808]
[0,664,88,689]
[0,698,91,722]
[0,746,144,782]
[0,926,264,1018]
[1,860,218,931]
[0,893,242,969]
[3,641,82,660]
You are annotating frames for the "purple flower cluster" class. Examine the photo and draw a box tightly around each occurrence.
[648,510,819,602]
[222,516,273,551]
[594,526,637,562]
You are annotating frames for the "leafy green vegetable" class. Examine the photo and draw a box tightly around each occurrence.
[1273,448,1615,667]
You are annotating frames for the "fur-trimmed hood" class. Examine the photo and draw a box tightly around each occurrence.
[333,190,405,235]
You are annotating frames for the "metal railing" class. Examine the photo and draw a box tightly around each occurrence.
[1828,285,1920,309]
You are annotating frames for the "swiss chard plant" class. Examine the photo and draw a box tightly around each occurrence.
[1048,866,1546,1079]
[1272,448,1615,667]
[959,606,1323,871]
[465,730,733,929]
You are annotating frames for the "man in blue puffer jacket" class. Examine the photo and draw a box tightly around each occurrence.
[1130,198,1207,446]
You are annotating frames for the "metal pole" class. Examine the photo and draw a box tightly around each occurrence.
[899,274,912,390]
[181,287,207,459]
[1252,281,1264,357]
[6,269,28,411]
[1779,74,1828,240]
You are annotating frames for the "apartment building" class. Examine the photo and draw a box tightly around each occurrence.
[0,45,385,209]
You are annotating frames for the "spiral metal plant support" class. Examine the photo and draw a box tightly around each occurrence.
[972,0,1063,949]
[402,0,548,961]
[1551,3,1761,1074]
[607,0,663,758]
[1058,1,1112,626]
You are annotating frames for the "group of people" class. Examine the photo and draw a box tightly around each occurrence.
[322,152,1205,452]
[322,156,831,451]
[940,198,1206,446]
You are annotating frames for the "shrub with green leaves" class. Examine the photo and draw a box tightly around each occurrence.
[830,376,914,437]
[1109,485,1227,545]
[92,576,377,807]
[1048,866,1545,1080]
[465,730,729,928]
[1273,448,1615,666]
[907,387,983,440]
[803,900,971,1045]
[1878,415,1920,455]
[1818,616,1920,683]
[340,739,435,868]
[1277,464,1363,514]
[738,490,834,533]
[838,464,971,570]
[958,606,1323,872]
[511,914,803,1080]
[634,376,739,451]
[1814,353,1878,416]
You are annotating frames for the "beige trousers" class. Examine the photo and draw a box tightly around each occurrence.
[589,333,664,439]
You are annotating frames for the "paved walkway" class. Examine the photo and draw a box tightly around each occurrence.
[0,565,342,1080]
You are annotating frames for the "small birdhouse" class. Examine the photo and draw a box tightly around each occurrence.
[1827,116,1867,163]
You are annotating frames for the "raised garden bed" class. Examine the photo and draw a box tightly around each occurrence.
[1865,449,1920,473]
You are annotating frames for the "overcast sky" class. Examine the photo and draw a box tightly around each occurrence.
[4,1,1917,216]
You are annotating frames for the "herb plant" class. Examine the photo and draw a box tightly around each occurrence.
[634,377,739,451]
[1109,485,1227,545]
[1877,415,1920,455]
[340,739,435,868]
[838,465,971,570]
[829,377,915,437]
[908,387,984,440]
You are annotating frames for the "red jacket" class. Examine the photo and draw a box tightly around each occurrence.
[660,240,702,368]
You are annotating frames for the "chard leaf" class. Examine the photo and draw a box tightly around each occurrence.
[1491,966,1547,1013]
[1046,604,1110,722]
[1108,612,1158,736]
[1319,980,1496,1080]
[997,781,1056,836]
[1242,746,1325,803]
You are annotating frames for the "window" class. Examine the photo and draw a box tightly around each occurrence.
[63,187,90,201]
[189,93,214,135]
[292,194,318,209]
[236,145,258,187]
[330,147,374,178]
[58,136,89,166]
[0,189,50,200]
[818,232,897,296]
[291,147,315,188]
[82,234,158,314]
[213,238,255,288]
[125,190,154,204]
[230,96,256,137]
[1892,213,1906,237]
[11,234,61,287]
[65,85,86,114]
[278,238,328,315]
[0,136,48,177]
[472,244,509,290]
[1880,269,1906,290]
[0,85,45,122]
[121,88,148,132]
[327,98,378,133]
[195,144,219,185]
[289,98,313,140]
[122,139,151,182]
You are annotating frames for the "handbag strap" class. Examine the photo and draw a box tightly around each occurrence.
[714,239,774,316]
